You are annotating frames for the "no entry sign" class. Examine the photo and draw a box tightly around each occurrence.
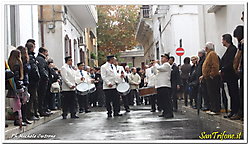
[176,47,185,56]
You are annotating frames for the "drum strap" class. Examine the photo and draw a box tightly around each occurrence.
[80,70,84,77]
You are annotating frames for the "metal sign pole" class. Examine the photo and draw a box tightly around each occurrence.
[179,39,182,65]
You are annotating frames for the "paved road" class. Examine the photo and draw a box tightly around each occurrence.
[10,104,243,141]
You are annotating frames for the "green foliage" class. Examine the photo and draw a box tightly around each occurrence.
[97,5,140,56]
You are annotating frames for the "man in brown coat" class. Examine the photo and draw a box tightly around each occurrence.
[200,42,221,115]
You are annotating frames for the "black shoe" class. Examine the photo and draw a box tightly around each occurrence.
[164,115,174,119]
[192,106,197,109]
[224,113,234,118]
[46,111,53,115]
[158,114,165,117]
[34,114,40,119]
[201,107,209,111]
[79,109,84,113]
[114,113,123,117]
[40,112,50,117]
[14,121,27,126]
[5,124,8,128]
[62,115,67,119]
[150,110,156,112]
[23,120,32,124]
[85,110,91,113]
[71,115,79,119]
[125,109,130,112]
[29,116,40,121]
[107,114,112,118]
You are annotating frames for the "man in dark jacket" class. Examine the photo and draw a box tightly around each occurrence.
[169,56,181,112]
[189,56,198,109]
[36,47,51,117]
[196,50,209,111]
[26,41,41,121]
[221,34,240,119]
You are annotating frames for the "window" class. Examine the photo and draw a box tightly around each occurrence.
[64,35,69,56]
[80,49,85,64]
[141,5,151,18]
[10,5,16,46]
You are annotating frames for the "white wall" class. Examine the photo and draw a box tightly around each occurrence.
[199,5,244,57]
[43,21,64,68]
[158,5,200,65]
[5,5,39,58]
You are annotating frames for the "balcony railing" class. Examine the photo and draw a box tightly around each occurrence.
[140,5,151,19]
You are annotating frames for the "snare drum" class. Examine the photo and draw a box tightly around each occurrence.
[138,87,157,97]
[117,82,130,96]
[76,82,89,96]
[88,83,96,94]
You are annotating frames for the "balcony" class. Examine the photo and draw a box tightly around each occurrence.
[67,5,98,30]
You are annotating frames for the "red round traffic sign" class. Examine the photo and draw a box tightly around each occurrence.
[176,47,185,56]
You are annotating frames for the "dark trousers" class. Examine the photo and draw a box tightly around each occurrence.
[157,87,173,116]
[62,91,77,116]
[77,94,89,111]
[239,75,243,117]
[27,84,39,118]
[206,76,221,112]
[149,94,157,110]
[182,79,189,106]
[89,91,98,107]
[121,94,130,110]
[21,102,27,121]
[37,80,48,114]
[201,80,210,109]
[104,89,120,115]
[190,85,198,107]
[130,89,140,105]
[96,86,105,107]
[171,87,178,111]
[226,79,240,114]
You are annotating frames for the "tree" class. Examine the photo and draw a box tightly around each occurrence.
[97,5,140,58]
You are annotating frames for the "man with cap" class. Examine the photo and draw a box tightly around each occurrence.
[101,55,124,117]
[60,56,79,119]
[152,54,173,118]
[75,62,91,113]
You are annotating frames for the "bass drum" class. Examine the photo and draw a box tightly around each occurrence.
[117,82,130,96]
[76,82,89,96]
[88,83,96,94]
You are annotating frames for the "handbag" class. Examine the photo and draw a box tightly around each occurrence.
[6,69,14,80]
[50,82,61,93]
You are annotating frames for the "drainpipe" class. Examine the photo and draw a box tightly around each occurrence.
[40,5,44,47]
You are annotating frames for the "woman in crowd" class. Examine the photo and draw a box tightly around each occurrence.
[8,49,25,126]
[17,46,32,125]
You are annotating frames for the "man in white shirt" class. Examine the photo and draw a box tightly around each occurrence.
[128,67,141,106]
[101,55,124,117]
[153,54,173,118]
[145,62,158,112]
[114,58,130,112]
[60,56,79,119]
[75,62,91,114]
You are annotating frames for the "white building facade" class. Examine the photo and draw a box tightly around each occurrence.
[40,5,98,68]
[4,5,39,58]
[198,5,244,57]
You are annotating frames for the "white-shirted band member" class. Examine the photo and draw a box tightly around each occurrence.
[60,56,79,119]
[152,53,173,118]
[75,62,92,114]
[101,55,124,117]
